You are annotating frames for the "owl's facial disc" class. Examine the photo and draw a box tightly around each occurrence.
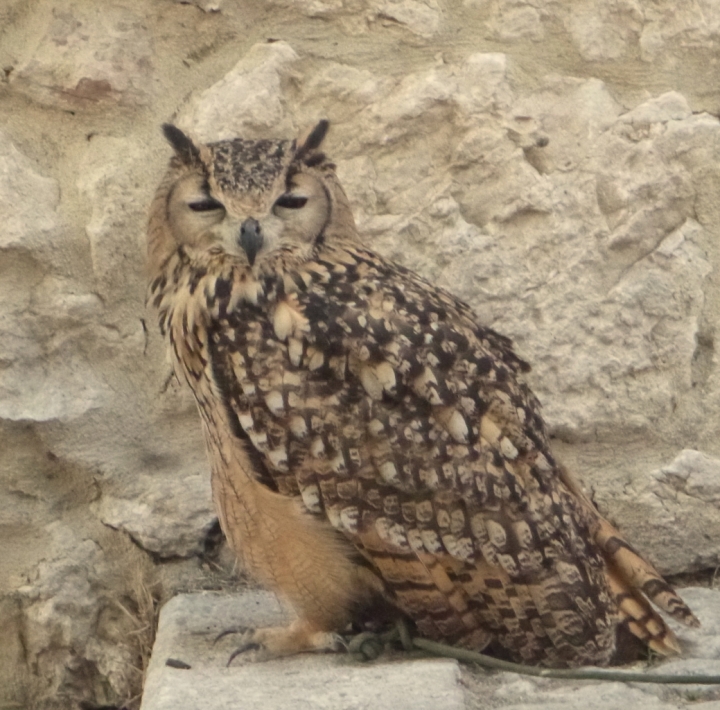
[167,163,330,272]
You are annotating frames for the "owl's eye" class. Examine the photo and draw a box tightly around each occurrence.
[189,197,224,212]
[274,194,308,210]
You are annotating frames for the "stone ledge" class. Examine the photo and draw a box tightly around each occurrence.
[140,591,465,710]
[141,587,720,710]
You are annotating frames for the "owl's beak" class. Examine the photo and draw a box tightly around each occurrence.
[238,218,263,266]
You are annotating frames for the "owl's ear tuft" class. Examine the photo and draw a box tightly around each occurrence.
[295,120,329,161]
[162,124,201,165]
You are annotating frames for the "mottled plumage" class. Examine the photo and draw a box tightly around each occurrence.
[147,120,698,667]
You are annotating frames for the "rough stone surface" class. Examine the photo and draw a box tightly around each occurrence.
[141,587,720,710]
[141,591,464,710]
[10,4,154,107]
[13,519,160,708]
[606,450,720,575]
[2,1,720,708]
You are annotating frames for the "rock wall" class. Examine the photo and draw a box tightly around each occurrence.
[1,1,720,707]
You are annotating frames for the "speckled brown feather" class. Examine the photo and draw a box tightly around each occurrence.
[148,126,697,667]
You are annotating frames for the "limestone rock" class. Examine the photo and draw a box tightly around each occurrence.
[639,1,720,60]
[141,588,720,710]
[141,591,465,710]
[10,5,153,107]
[483,2,544,42]
[77,136,150,294]
[0,134,112,422]
[0,273,113,422]
[17,522,152,707]
[589,449,720,576]
[562,0,644,62]
[180,41,299,142]
[669,586,720,661]
[0,131,60,251]
[98,469,215,558]
[370,0,442,37]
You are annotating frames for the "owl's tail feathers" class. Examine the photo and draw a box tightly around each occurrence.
[556,465,699,654]
[594,516,700,627]
[605,563,682,655]
[595,515,700,655]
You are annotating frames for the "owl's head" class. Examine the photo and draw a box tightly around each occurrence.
[148,120,356,277]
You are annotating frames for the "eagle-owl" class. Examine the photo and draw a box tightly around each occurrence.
[147,120,698,667]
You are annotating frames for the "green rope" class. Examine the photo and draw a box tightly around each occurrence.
[412,638,720,685]
[348,624,720,685]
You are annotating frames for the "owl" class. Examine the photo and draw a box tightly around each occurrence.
[147,120,698,668]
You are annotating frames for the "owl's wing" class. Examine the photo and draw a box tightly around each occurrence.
[289,244,587,545]
[278,245,613,653]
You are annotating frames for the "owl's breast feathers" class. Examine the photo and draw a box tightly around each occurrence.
[151,241,696,666]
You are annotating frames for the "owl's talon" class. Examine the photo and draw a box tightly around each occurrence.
[214,626,250,645]
[215,626,266,665]
[329,633,348,652]
[227,641,262,667]
[216,621,345,663]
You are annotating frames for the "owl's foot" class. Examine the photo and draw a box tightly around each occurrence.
[345,617,415,661]
[216,619,346,665]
